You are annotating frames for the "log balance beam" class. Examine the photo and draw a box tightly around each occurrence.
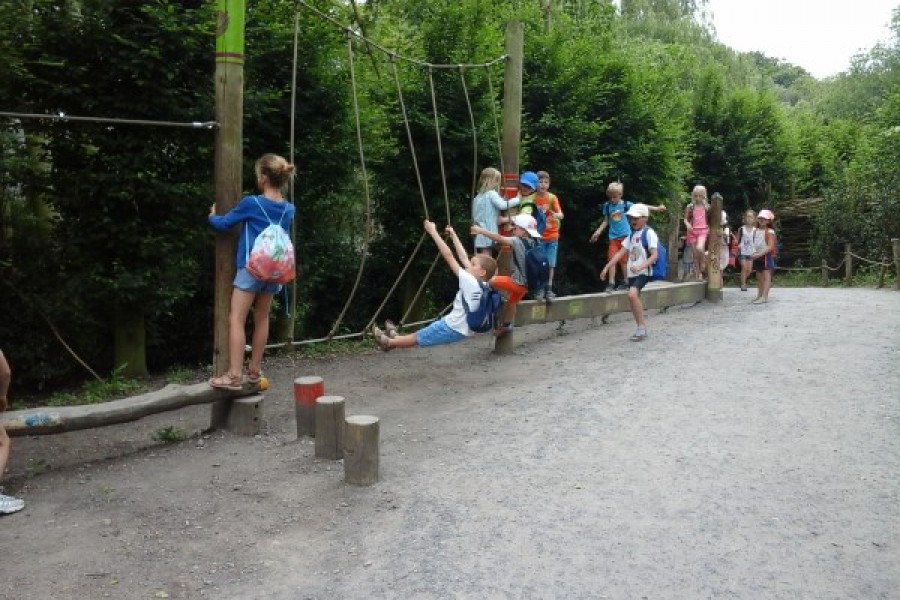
[495,279,705,348]
[0,382,261,437]
[512,281,705,326]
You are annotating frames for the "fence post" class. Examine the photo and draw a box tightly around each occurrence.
[821,259,829,286]
[845,243,852,286]
[893,238,899,291]
[877,257,887,289]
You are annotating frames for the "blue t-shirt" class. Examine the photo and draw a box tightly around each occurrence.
[604,200,633,240]
[208,195,296,269]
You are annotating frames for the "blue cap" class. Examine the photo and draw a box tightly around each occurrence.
[519,171,539,191]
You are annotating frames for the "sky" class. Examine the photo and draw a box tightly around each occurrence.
[702,0,897,78]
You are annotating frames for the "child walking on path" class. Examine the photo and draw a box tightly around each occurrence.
[372,221,497,351]
[751,209,777,304]
[529,171,563,299]
[0,349,24,515]
[471,167,519,256]
[737,209,757,291]
[471,214,542,337]
[683,185,710,280]
[208,153,296,390]
[599,204,661,341]
[591,182,665,291]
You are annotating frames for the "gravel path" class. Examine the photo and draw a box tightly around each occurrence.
[2,287,898,599]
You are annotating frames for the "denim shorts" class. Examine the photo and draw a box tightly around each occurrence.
[627,274,650,291]
[233,267,282,295]
[541,240,559,268]
[738,254,753,262]
[416,319,467,347]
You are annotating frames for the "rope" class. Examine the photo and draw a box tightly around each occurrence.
[390,59,429,220]
[288,11,302,341]
[0,111,216,129]
[361,232,428,333]
[295,0,507,70]
[324,33,373,340]
[428,68,451,225]
[486,71,505,177]
[459,66,478,199]
[848,252,893,267]
[400,252,442,326]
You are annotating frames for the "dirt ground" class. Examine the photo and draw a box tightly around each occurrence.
[1,287,898,600]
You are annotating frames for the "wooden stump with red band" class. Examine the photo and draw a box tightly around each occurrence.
[293,376,325,438]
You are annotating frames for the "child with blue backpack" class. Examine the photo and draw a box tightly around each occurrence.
[208,153,296,390]
[470,213,548,337]
[599,203,663,342]
[372,221,498,351]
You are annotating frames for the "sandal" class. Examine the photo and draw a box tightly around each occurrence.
[629,328,648,342]
[209,373,243,391]
[384,320,399,339]
[246,369,262,384]
[372,326,393,352]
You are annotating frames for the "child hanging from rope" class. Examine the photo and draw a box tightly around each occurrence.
[208,153,296,390]
[372,220,497,351]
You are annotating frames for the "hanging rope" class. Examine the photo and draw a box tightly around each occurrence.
[400,252,443,326]
[459,66,478,199]
[486,67,505,177]
[428,67,452,225]
[323,33,373,340]
[390,58,429,221]
[361,231,428,333]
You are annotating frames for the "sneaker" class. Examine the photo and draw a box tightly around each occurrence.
[544,289,557,302]
[615,282,628,291]
[629,327,648,342]
[384,320,399,339]
[0,493,25,515]
[372,326,393,351]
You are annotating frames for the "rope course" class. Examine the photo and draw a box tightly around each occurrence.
[0,111,216,129]
[274,1,508,348]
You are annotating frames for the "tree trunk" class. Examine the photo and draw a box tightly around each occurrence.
[113,307,148,378]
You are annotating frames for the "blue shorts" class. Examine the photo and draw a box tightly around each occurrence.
[541,240,559,268]
[627,275,650,291]
[416,319,467,347]
[738,254,753,262]
[233,267,282,295]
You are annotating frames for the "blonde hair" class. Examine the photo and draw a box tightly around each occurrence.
[606,182,624,197]
[476,167,502,195]
[691,185,709,209]
[472,254,497,279]
[255,153,295,190]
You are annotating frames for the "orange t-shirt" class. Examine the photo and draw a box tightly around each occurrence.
[534,192,562,241]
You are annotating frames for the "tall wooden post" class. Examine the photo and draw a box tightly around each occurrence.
[211,0,245,429]
[706,195,723,302]
[495,21,524,356]
[892,239,899,291]
[845,243,853,286]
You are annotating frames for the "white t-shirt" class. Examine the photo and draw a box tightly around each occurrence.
[622,227,659,278]
[442,269,483,336]
[752,228,769,255]
[739,225,757,256]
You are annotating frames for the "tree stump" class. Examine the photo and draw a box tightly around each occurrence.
[293,376,324,438]
[343,415,379,485]
[315,396,346,460]
[226,395,263,436]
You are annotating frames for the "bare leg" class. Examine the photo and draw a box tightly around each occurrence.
[227,288,257,378]
[694,235,708,279]
[627,287,646,330]
[384,333,419,349]
[248,293,274,374]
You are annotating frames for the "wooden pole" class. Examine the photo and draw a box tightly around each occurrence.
[495,20,524,356]
[667,195,680,282]
[893,238,899,291]
[226,395,263,436]
[210,0,246,430]
[344,415,380,485]
[294,376,325,438]
[821,259,829,286]
[845,243,852,286]
[706,195,723,302]
[315,396,346,460]
[877,257,886,288]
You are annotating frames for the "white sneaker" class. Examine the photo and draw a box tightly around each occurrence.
[0,493,25,514]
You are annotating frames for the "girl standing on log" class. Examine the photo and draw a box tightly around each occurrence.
[683,185,710,280]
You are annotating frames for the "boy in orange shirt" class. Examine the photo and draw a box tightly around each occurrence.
[519,170,563,300]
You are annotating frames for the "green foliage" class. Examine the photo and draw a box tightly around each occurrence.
[47,366,144,407]
[152,425,189,444]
